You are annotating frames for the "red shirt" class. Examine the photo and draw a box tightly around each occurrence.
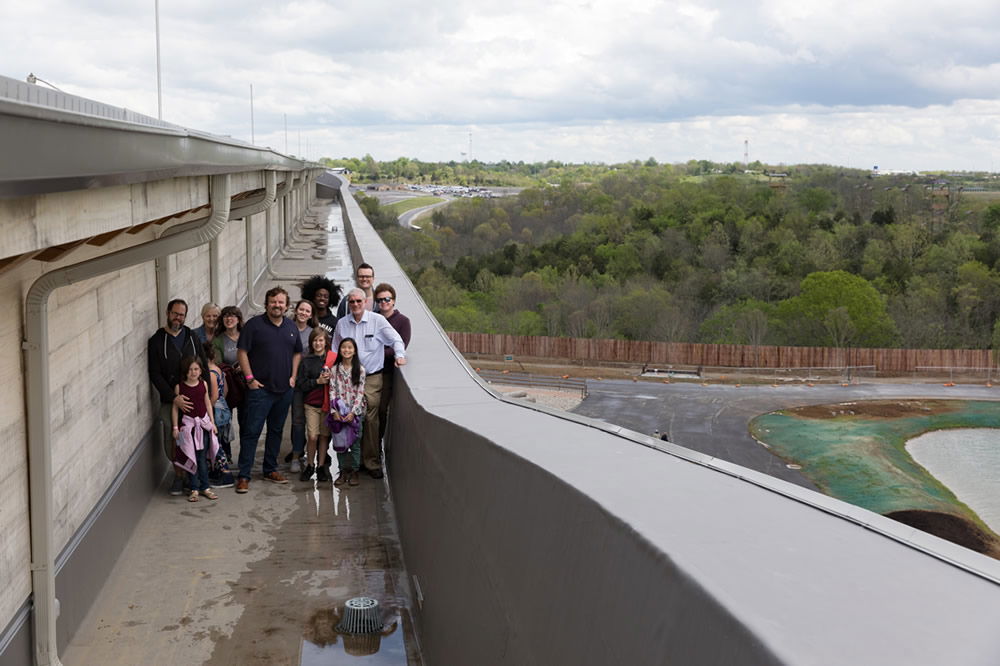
[178,381,208,419]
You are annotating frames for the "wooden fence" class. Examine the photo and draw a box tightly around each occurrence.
[447,332,997,375]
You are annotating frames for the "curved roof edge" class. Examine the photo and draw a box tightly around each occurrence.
[0,73,310,198]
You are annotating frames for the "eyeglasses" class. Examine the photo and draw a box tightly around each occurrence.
[357,273,374,280]
[347,299,364,304]
[375,297,393,303]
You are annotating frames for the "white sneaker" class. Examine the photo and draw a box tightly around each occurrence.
[290,457,302,473]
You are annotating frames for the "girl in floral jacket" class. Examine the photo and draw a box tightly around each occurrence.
[329,337,366,486]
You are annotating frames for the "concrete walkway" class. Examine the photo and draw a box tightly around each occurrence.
[63,199,422,665]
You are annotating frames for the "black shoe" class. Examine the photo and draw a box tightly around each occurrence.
[368,467,384,479]
[317,466,331,482]
[209,471,235,489]
[169,475,185,496]
[299,464,315,482]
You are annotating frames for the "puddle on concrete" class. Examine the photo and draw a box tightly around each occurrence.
[301,608,406,664]
[202,469,421,665]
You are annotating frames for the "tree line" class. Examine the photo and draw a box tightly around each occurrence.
[356,160,1000,352]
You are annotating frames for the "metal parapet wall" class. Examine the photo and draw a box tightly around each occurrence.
[333,177,1000,666]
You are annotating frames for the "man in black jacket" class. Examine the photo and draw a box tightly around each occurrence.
[147,298,206,495]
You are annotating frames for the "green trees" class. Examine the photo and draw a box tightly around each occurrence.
[362,161,1000,349]
[777,271,898,347]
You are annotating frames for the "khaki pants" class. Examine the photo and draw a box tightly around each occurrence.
[361,372,383,471]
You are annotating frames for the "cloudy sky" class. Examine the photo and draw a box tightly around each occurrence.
[5,0,1000,170]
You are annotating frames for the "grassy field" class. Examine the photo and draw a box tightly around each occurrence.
[383,196,445,216]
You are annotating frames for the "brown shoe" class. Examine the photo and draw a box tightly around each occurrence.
[265,471,289,484]
[334,469,348,487]
[235,478,250,493]
[349,470,360,486]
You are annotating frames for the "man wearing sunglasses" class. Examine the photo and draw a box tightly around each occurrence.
[332,288,407,479]
[374,283,411,442]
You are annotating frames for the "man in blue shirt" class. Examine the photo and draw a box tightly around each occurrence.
[333,288,407,479]
[235,286,302,492]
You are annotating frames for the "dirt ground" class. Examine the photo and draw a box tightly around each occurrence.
[789,399,961,419]
[465,355,990,386]
[468,356,643,381]
[886,510,1000,558]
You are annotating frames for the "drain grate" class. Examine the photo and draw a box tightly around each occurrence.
[336,597,384,634]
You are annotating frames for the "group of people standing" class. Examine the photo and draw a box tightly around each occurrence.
[147,262,412,499]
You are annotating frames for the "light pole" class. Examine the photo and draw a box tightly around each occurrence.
[25,74,63,92]
[155,0,162,119]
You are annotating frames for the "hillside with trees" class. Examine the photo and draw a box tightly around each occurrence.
[355,159,1000,351]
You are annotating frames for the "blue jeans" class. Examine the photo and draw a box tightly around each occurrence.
[336,420,363,472]
[188,433,210,492]
[238,387,294,479]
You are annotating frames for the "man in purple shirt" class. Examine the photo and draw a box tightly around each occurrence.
[374,282,411,442]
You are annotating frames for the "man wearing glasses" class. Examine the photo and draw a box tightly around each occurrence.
[333,288,407,479]
[336,263,377,318]
[374,283,411,442]
[147,299,207,495]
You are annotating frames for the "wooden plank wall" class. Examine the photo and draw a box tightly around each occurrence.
[447,332,996,374]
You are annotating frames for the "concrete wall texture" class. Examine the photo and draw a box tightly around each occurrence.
[0,169,316,662]
[0,230,174,636]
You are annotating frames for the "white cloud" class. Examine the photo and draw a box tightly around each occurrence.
[3,0,1000,170]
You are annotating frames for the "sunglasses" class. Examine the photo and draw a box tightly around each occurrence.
[347,299,364,304]
[375,297,393,303]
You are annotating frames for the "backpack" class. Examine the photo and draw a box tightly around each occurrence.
[220,363,247,408]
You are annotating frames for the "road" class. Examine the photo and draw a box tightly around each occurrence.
[397,197,452,228]
[357,187,454,228]
[572,380,1000,490]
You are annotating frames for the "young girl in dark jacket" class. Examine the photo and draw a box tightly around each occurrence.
[295,328,336,482]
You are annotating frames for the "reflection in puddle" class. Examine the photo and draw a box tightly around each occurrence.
[331,486,352,520]
[302,607,404,664]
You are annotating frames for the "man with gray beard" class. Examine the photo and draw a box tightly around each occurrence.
[332,288,407,479]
